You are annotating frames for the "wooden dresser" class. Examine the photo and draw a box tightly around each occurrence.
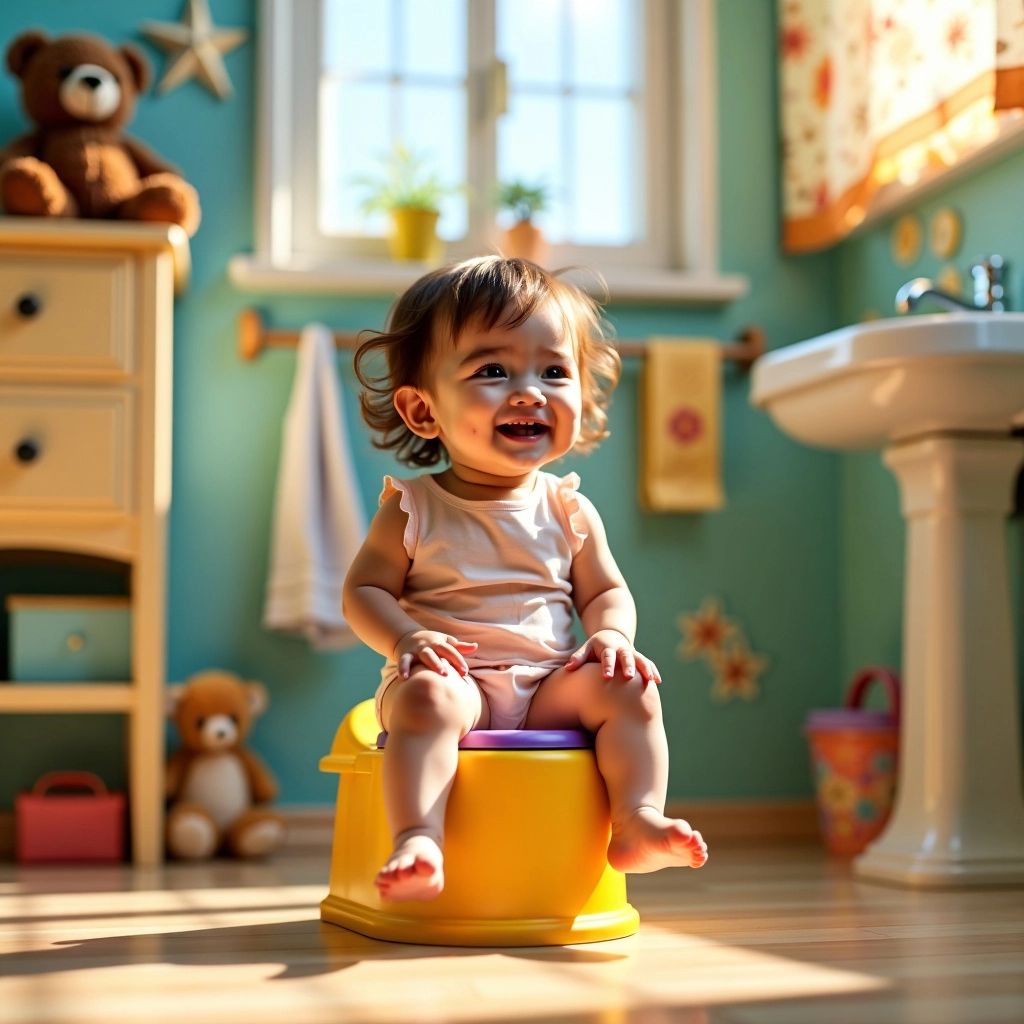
[0,220,189,865]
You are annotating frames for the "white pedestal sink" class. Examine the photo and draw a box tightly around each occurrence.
[751,313,1024,887]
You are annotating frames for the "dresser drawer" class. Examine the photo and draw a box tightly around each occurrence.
[7,596,131,682]
[0,387,133,514]
[0,253,134,374]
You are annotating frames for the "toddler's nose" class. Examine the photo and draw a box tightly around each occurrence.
[511,385,546,405]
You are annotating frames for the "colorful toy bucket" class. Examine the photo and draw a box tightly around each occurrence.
[804,666,901,856]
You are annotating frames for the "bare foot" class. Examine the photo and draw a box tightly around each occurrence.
[375,832,445,902]
[607,807,708,873]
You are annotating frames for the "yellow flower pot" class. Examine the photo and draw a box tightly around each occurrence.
[389,207,442,262]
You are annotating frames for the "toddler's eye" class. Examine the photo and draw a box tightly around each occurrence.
[473,363,507,379]
[542,365,570,379]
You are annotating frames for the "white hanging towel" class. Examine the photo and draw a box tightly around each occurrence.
[263,323,367,649]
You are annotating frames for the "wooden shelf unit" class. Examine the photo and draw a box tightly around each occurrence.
[0,684,135,713]
[0,219,188,865]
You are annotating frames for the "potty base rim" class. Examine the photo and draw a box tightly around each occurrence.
[320,894,639,947]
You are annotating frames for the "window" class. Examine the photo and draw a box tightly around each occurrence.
[234,0,747,301]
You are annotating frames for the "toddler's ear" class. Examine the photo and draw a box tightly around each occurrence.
[394,386,440,439]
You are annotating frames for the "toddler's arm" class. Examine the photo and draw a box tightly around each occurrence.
[566,495,662,686]
[343,493,476,676]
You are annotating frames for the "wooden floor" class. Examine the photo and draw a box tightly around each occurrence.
[1,842,1023,1024]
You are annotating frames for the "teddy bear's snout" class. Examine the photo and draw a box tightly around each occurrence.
[201,713,239,749]
[59,63,120,122]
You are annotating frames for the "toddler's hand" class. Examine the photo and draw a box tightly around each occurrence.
[395,629,478,679]
[565,629,662,686]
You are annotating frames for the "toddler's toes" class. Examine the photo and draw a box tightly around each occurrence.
[688,829,709,866]
[375,834,445,902]
[608,809,709,873]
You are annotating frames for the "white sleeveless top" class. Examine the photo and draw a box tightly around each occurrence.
[380,471,588,675]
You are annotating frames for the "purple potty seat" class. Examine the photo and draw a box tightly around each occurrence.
[376,729,593,749]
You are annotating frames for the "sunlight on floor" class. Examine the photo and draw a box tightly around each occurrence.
[3,883,326,917]
[0,882,892,1024]
[310,923,891,1022]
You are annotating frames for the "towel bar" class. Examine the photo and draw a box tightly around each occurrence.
[237,308,765,369]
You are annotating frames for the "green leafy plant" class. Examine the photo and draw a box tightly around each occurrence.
[355,145,457,214]
[496,179,550,222]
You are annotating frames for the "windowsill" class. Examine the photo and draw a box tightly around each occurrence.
[227,254,749,305]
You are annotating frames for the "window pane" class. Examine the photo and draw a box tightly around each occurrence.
[570,97,634,245]
[318,0,649,252]
[400,85,467,240]
[323,0,392,76]
[402,0,466,78]
[498,0,562,87]
[570,0,632,91]
[498,94,565,240]
[320,81,391,235]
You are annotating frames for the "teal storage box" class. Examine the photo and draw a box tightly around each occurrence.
[7,596,131,682]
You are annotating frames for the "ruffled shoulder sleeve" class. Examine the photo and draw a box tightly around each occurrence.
[379,475,418,559]
[552,472,589,556]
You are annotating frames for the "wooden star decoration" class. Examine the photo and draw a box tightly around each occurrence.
[141,0,248,100]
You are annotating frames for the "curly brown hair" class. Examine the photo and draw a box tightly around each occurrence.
[354,256,621,467]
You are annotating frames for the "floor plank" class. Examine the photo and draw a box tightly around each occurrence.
[1,843,1022,1023]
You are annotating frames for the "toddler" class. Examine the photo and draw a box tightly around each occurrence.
[345,256,708,902]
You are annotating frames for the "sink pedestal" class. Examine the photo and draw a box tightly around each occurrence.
[856,435,1024,887]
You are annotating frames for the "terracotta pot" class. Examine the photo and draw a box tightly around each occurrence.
[389,208,442,262]
[500,220,548,265]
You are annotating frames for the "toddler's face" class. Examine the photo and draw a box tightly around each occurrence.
[425,301,583,482]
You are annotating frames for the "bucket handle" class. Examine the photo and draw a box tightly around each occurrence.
[844,666,901,722]
[31,771,108,797]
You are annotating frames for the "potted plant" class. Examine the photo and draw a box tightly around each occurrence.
[356,145,456,262]
[496,179,550,264]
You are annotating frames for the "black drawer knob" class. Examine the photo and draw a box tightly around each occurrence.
[15,293,41,318]
[14,438,40,463]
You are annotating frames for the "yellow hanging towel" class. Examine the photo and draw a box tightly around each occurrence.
[639,339,724,512]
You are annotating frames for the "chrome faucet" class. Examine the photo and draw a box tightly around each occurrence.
[895,255,1008,314]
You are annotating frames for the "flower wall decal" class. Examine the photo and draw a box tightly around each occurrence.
[708,639,769,703]
[677,598,737,661]
[677,597,770,702]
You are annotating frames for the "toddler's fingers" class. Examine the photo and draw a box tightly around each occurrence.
[618,650,636,680]
[449,639,477,673]
[601,648,617,678]
[422,648,449,675]
[565,642,590,670]
[399,653,413,679]
[637,655,662,686]
[439,642,471,676]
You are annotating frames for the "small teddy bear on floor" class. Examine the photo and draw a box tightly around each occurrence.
[165,670,285,860]
[0,30,200,234]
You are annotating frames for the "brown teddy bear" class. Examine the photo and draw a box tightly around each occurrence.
[0,30,200,235]
[165,670,285,860]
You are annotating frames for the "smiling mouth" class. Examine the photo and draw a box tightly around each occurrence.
[497,421,551,440]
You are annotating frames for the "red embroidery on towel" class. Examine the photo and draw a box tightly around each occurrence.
[667,406,703,444]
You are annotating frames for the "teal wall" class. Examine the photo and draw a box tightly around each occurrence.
[0,0,848,810]
[835,151,1024,705]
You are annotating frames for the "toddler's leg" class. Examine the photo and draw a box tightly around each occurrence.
[525,664,707,873]
[376,668,487,901]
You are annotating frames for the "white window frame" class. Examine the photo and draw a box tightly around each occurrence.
[229,0,747,303]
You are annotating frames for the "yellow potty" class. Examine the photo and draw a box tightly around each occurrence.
[320,699,639,946]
